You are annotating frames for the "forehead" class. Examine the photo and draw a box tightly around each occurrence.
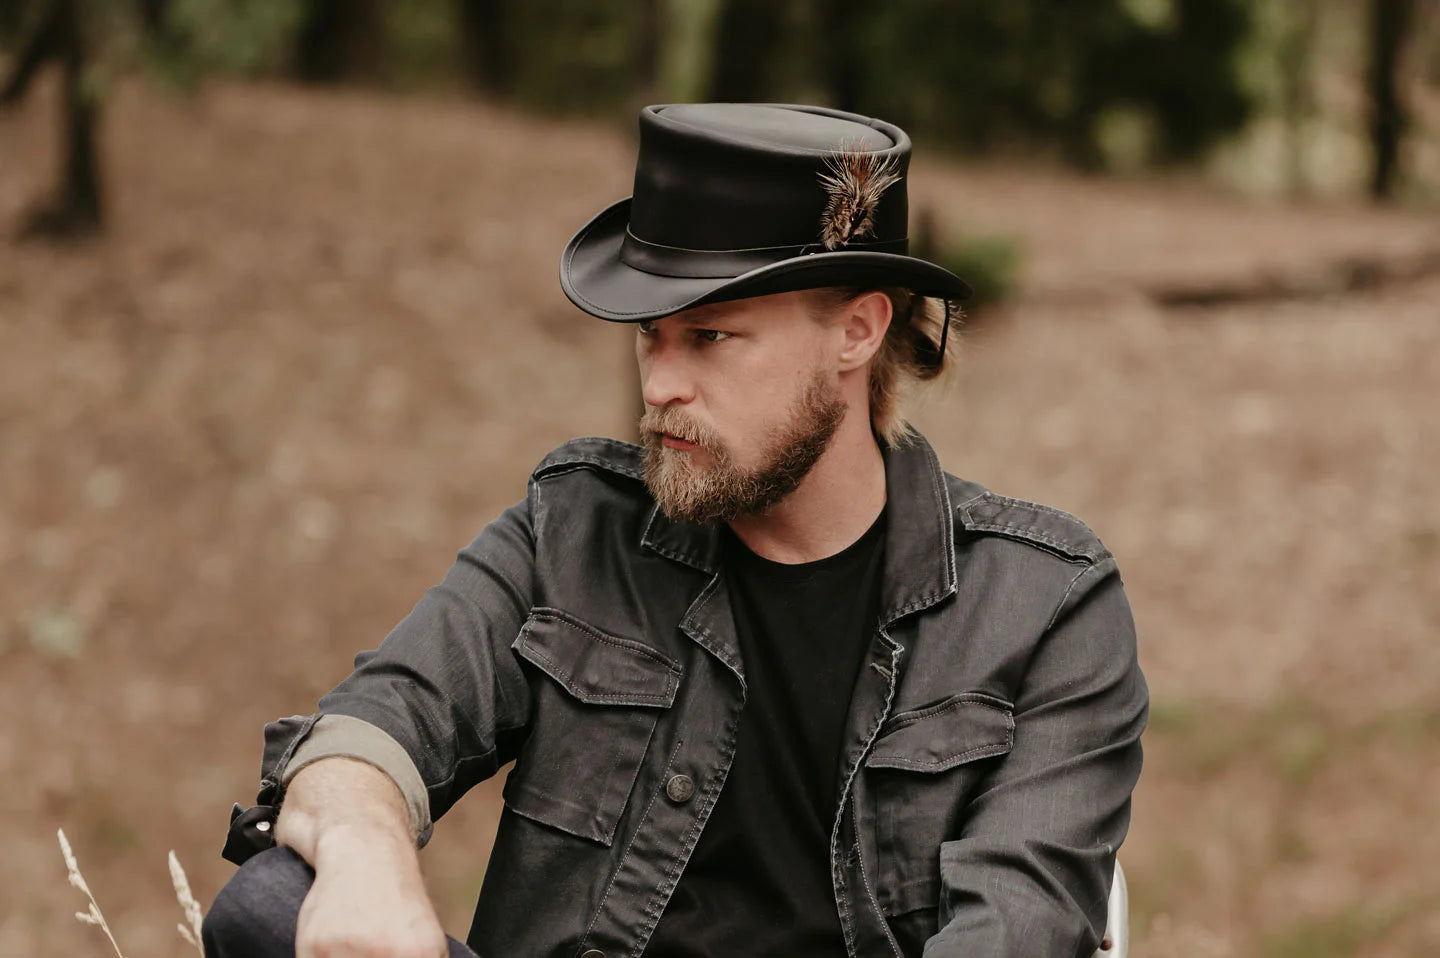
[666,291,811,326]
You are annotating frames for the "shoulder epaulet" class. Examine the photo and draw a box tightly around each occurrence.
[949,479,1109,564]
[531,437,647,484]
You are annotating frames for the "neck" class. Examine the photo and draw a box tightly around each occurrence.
[727,405,887,564]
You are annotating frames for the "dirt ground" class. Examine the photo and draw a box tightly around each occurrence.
[1,77,1437,957]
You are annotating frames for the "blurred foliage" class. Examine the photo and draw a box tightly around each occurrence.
[433,0,1257,168]
[492,1,653,113]
[2,0,1432,226]
[142,0,304,89]
[1257,898,1434,958]
[0,5,26,40]
[939,235,1022,314]
[384,0,462,92]
[0,0,1387,171]
[836,0,1254,168]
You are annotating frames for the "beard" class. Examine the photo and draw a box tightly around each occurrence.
[640,371,847,525]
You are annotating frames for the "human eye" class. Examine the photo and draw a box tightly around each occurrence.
[637,320,657,335]
[695,328,733,344]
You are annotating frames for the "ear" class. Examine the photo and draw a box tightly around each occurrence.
[836,290,893,373]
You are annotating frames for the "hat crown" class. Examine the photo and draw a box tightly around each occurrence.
[625,103,911,262]
[557,102,970,326]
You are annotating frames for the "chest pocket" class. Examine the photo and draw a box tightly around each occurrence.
[863,691,1014,917]
[505,608,682,846]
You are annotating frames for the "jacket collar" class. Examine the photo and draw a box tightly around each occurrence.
[875,431,957,625]
[640,431,957,623]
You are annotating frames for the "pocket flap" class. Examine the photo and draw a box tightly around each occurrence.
[865,692,1014,772]
[514,608,681,708]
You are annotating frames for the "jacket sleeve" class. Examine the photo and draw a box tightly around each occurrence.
[222,495,537,864]
[924,556,1148,957]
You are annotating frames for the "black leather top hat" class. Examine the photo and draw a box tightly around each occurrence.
[559,103,972,326]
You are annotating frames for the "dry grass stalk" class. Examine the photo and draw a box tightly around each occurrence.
[57,827,126,958]
[169,850,205,955]
[57,827,207,956]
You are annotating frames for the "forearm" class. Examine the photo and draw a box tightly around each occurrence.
[275,756,417,871]
[272,757,448,958]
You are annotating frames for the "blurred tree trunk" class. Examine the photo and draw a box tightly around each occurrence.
[1366,0,1414,201]
[634,0,662,101]
[135,0,181,56]
[293,0,386,84]
[456,0,513,95]
[0,0,104,237]
[657,0,725,102]
[136,0,171,33]
[817,0,862,113]
[711,0,785,101]
[1278,0,1320,195]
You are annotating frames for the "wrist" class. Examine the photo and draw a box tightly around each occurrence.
[275,755,417,869]
[311,818,416,871]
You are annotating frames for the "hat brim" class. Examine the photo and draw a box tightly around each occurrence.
[560,199,973,323]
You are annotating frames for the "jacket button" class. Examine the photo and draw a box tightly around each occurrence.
[581,951,605,958]
[665,773,695,804]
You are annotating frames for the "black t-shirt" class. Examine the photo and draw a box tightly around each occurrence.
[645,510,887,957]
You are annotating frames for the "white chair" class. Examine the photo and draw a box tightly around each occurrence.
[1092,860,1129,957]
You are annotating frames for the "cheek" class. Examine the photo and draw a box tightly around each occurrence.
[706,377,792,459]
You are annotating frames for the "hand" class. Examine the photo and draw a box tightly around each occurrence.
[294,827,447,958]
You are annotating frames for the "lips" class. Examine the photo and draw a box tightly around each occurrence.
[660,433,699,451]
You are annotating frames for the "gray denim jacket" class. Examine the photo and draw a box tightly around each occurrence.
[222,432,1147,958]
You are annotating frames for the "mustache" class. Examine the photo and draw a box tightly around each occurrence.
[639,407,718,449]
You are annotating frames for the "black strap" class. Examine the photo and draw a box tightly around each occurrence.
[937,297,951,366]
[915,298,951,369]
[621,227,910,279]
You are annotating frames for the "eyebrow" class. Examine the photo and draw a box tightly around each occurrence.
[674,304,743,326]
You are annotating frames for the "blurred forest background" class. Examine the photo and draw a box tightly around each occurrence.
[2,1,1438,956]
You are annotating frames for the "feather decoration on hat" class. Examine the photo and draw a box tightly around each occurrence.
[818,146,902,251]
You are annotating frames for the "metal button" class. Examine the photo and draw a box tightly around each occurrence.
[581,951,605,958]
[665,774,695,804]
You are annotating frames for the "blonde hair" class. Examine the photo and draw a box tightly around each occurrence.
[805,287,960,446]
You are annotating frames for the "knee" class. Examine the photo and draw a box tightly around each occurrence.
[203,846,314,957]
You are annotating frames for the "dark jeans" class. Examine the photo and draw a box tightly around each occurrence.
[202,846,480,958]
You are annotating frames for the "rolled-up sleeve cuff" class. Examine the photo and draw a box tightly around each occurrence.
[279,713,432,842]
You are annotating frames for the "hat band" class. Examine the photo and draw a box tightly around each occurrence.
[620,226,909,279]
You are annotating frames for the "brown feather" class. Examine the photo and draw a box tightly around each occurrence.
[818,147,901,251]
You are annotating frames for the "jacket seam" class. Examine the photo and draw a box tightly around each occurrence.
[262,712,323,799]
[882,694,1013,730]
[958,490,1111,564]
[533,452,646,484]
[517,639,678,706]
[1046,563,1097,633]
[926,441,957,603]
[580,735,684,954]
[866,740,1013,772]
[840,632,906,958]
[640,504,717,574]
[644,538,713,573]
[951,489,988,513]
[526,609,682,672]
[965,519,1104,563]
[678,575,745,682]
[852,782,905,958]
[634,712,737,956]
[830,630,903,956]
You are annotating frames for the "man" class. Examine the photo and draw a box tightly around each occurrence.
[204,103,1147,958]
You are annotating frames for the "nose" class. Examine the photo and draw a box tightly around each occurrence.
[638,332,695,409]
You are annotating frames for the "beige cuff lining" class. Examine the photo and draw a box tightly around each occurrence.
[280,714,432,841]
